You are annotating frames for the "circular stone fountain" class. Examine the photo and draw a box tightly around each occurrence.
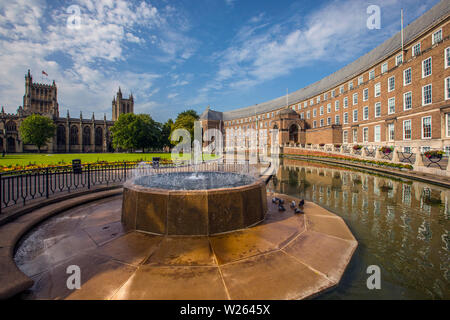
[122,171,268,235]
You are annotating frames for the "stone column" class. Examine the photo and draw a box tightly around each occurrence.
[79,124,83,153]
[392,147,399,162]
[375,147,381,159]
[414,149,424,167]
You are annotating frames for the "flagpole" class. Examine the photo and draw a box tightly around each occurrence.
[401,9,404,53]
[286,88,289,109]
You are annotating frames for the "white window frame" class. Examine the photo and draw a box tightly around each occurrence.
[421,116,432,139]
[352,128,358,143]
[320,118,324,127]
[327,103,331,113]
[422,84,432,106]
[335,115,340,125]
[388,97,395,115]
[403,68,411,86]
[388,76,395,92]
[343,112,348,124]
[363,127,369,143]
[320,106,324,115]
[381,62,388,73]
[388,123,395,142]
[348,81,354,90]
[412,43,421,56]
[343,130,348,144]
[369,69,375,80]
[446,77,450,100]
[335,100,340,111]
[374,83,381,97]
[313,120,317,128]
[353,109,358,122]
[432,28,442,45]
[358,76,364,85]
[403,91,412,111]
[363,106,369,120]
[446,47,450,69]
[340,85,344,94]
[446,113,450,137]
[374,125,381,142]
[374,102,381,118]
[396,53,403,66]
[422,57,432,78]
[403,120,412,140]
[352,93,358,105]
[363,88,369,101]
[343,97,348,108]
[327,117,331,125]
[313,108,317,117]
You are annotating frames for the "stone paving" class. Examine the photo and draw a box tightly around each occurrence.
[13,192,357,300]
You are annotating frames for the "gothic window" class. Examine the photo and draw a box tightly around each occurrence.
[83,126,91,145]
[70,125,78,145]
[95,127,103,146]
[57,125,66,146]
[5,120,16,132]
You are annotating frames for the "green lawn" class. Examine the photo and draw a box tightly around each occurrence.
[0,153,208,167]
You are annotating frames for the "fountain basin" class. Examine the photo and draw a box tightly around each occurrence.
[122,172,268,235]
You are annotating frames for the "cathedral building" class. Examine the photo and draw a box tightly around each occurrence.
[0,70,134,153]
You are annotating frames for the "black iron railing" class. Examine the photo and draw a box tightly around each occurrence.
[0,159,251,213]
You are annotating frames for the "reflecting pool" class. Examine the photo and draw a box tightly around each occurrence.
[267,158,449,299]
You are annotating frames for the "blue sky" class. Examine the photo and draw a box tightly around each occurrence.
[0,0,440,122]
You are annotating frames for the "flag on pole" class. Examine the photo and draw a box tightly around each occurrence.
[42,70,48,76]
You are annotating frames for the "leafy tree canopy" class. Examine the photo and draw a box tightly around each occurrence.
[19,114,56,152]
[110,113,160,151]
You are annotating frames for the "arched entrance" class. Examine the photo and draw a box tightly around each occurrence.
[289,124,298,143]
[7,137,15,153]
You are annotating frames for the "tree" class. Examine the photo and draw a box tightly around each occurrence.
[110,113,160,152]
[170,110,200,146]
[177,109,199,119]
[159,118,173,149]
[19,114,56,153]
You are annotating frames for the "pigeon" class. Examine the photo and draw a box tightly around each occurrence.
[298,199,305,207]
[290,201,296,208]
[278,204,286,211]
[272,197,278,204]
[278,198,284,204]
[294,208,304,214]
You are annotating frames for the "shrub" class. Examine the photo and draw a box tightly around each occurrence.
[379,146,394,154]
[423,150,445,159]
[353,145,363,151]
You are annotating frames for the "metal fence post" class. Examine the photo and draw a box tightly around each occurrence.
[124,162,127,180]
[87,164,90,189]
[0,173,2,214]
[45,167,49,199]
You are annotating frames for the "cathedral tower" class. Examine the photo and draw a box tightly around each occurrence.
[112,87,134,121]
[23,70,59,117]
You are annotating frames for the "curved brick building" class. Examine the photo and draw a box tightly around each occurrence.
[200,0,450,154]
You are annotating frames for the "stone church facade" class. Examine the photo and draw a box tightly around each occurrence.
[0,70,134,153]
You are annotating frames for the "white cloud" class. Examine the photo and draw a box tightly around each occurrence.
[200,0,420,98]
[167,93,179,99]
[0,0,196,119]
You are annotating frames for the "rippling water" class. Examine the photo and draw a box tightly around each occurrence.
[133,171,256,190]
[267,158,449,299]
